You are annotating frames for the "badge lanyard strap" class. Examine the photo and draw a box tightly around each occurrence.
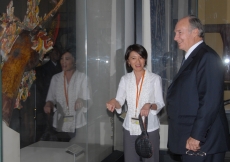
[135,70,145,117]
[64,72,69,114]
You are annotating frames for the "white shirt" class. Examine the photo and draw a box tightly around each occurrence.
[185,40,203,60]
[115,70,165,135]
[46,70,91,132]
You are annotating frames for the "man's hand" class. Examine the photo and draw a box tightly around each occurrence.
[186,137,200,151]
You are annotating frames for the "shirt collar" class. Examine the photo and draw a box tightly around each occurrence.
[185,40,203,60]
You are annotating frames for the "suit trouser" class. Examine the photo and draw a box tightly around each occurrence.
[181,152,225,162]
[123,128,159,162]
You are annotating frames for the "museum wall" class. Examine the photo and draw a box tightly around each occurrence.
[198,0,229,57]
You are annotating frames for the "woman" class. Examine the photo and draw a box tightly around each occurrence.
[106,44,165,162]
[44,49,91,142]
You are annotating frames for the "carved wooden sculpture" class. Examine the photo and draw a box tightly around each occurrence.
[0,0,65,125]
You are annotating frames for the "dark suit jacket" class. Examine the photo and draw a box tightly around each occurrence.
[166,42,230,154]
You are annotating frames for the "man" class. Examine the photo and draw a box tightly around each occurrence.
[36,46,62,141]
[167,15,230,162]
[42,47,62,97]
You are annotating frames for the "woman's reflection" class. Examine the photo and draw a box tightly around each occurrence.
[43,48,91,142]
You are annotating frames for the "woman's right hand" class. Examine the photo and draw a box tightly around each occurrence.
[106,99,117,112]
[44,101,54,114]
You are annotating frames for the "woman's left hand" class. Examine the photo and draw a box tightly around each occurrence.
[75,98,83,110]
[140,103,151,117]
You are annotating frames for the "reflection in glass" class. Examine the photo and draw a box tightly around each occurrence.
[43,50,92,143]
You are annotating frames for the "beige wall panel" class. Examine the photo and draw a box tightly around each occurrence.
[228,1,230,22]
[204,33,223,58]
[204,0,227,24]
[198,0,229,58]
[198,0,206,23]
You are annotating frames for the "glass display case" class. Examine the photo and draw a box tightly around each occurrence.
[0,0,131,161]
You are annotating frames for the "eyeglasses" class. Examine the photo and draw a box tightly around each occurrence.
[186,150,206,156]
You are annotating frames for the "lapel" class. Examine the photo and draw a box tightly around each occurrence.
[168,42,205,92]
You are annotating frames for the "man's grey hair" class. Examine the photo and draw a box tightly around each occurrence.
[187,15,204,38]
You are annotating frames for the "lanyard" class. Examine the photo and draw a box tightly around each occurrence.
[64,72,69,113]
[135,70,145,117]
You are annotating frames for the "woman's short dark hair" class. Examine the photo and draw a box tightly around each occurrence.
[188,15,204,38]
[61,47,76,60]
[124,44,148,72]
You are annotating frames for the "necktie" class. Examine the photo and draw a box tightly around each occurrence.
[180,56,185,67]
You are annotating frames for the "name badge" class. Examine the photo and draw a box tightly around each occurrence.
[131,117,139,125]
[63,115,74,122]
